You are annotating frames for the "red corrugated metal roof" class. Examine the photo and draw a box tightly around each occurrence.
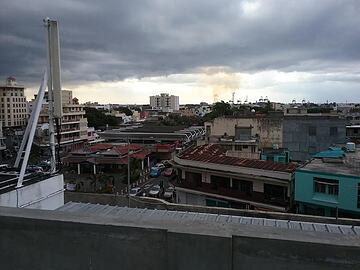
[64,143,149,165]
[89,143,113,152]
[179,144,297,173]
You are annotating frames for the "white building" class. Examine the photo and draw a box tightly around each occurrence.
[150,93,179,112]
[0,77,28,127]
[29,90,89,151]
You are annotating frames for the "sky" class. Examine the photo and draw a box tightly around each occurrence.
[1,0,360,104]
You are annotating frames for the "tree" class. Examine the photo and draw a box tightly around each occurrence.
[114,106,133,116]
[84,107,118,129]
[203,101,233,122]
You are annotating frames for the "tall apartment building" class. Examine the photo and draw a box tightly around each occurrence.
[0,77,28,127]
[30,90,88,151]
[150,93,179,112]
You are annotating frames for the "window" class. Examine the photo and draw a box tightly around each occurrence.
[330,127,338,136]
[235,145,243,151]
[264,184,287,201]
[205,125,211,136]
[314,177,339,196]
[233,179,253,194]
[309,126,317,136]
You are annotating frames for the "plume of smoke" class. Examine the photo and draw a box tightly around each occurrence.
[200,66,240,103]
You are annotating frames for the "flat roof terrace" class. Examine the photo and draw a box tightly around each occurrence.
[299,158,360,177]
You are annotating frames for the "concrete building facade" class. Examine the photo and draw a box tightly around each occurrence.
[283,115,346,161]
[0,76,28,127]
[205,113,346,161]
[30,90,89,151]
[172,144,296,211]
[295,149,360,218]
[150,93,179,112]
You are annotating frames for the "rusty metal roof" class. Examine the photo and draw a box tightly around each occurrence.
[179,144,297,173]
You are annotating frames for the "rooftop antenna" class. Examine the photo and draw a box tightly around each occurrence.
[15,18,63,187]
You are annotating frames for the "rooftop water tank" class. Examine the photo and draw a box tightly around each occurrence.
[346,142,356,152]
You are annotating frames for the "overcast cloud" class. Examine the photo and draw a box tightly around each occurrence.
[1,0,360,103]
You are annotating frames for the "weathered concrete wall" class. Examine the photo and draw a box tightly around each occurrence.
[283,116,346,161]
[0,207,359,270]
[207,116,283,148]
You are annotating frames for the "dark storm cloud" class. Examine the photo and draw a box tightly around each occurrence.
[1,0,360,85]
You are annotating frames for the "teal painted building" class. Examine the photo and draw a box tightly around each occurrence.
[295,150,360,218]
[260,148,290,164]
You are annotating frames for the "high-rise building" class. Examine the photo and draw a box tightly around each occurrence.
[150,93,179,112]
[29,90,89,151]
[0,77,28,127]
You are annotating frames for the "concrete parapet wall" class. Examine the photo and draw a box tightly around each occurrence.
[0,206,359,270]
[65,191,360,226]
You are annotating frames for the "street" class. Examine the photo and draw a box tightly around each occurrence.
[133,173,176,201]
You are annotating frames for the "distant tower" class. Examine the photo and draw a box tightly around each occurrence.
[232,92,235,104]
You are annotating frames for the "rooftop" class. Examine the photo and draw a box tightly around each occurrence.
[63,143,149,164]
[57,202,360,236]
[299,157,360,177]
[179,144,297,173]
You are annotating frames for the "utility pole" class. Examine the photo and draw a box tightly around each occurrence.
[127,137,131,207]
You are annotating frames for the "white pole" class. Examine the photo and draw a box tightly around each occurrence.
[17,71,48,188]
[45,19,57,173]
[127,137,131,207]
[14,87,44,168]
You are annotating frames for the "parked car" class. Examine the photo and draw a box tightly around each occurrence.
[163,186,174,199]
[26,165,43,173]
[161,160,172,168]
[144,184,152,190]
[163,168,175,177]
[129,187,142,197]
[155,163,165,170]
[149,167,161,177]
[148,185,161,197]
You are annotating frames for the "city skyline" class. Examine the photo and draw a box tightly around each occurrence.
[1,1,360,104]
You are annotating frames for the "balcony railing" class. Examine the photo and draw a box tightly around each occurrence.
[175,180,289,208]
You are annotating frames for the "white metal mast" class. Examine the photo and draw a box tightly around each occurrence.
[45,18,63,173]
[15,18,63,187]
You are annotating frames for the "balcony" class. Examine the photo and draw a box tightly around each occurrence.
[174,180,289,209]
